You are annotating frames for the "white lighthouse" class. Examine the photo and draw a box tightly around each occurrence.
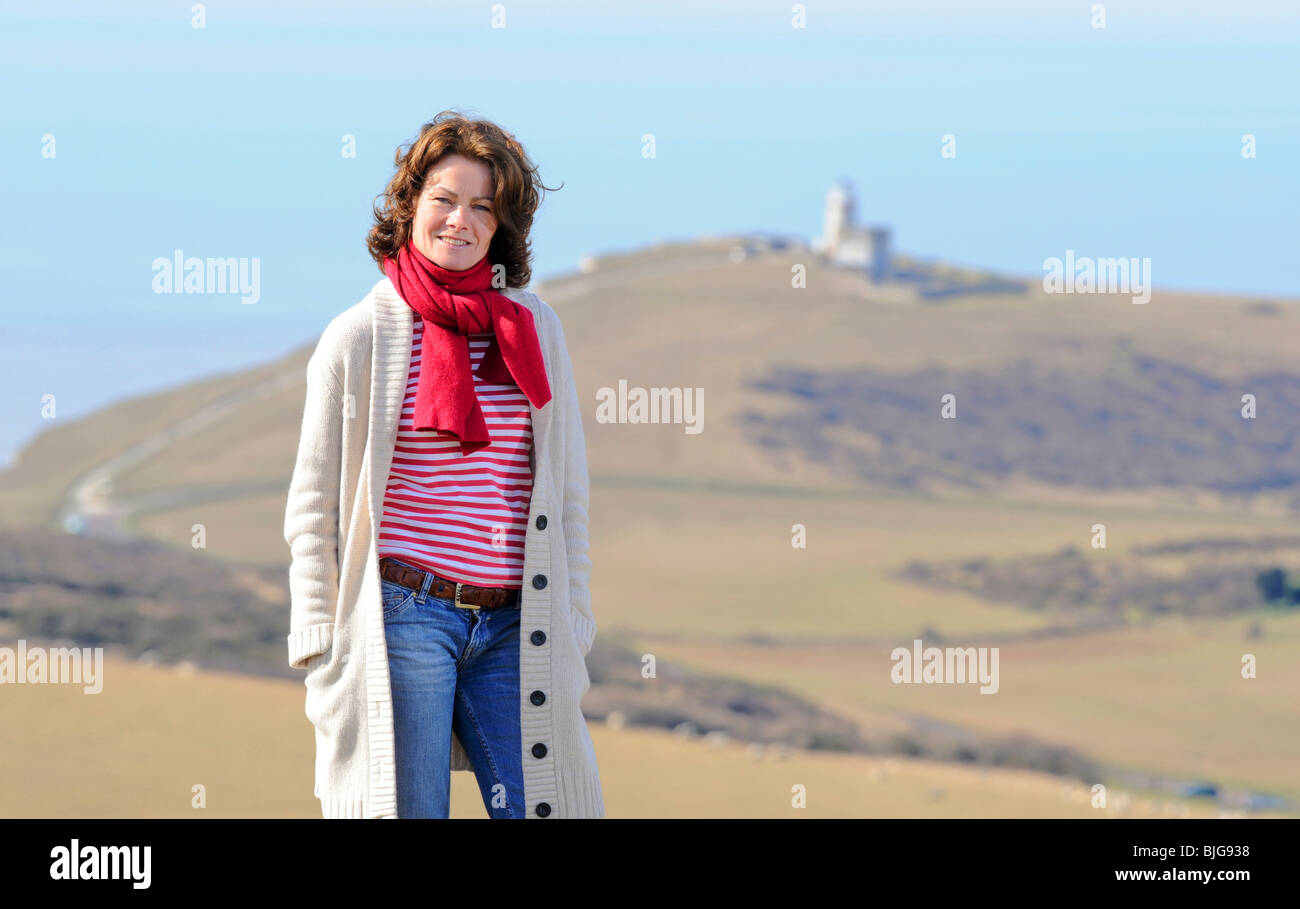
[816,179,892,283]
[816,181,852,256]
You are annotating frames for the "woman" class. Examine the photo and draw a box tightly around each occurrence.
[283,111,605,819]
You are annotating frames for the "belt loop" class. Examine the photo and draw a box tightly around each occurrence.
[418,569,432,602]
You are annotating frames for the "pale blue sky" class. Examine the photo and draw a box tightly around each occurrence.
[1,0,1297,468]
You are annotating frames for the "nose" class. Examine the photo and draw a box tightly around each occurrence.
[445,206,469,231]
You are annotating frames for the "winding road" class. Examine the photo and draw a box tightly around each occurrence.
[58,366,303,540]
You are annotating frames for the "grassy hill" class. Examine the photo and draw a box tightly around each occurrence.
[0,653,1265,819]
[2,235,1298,817]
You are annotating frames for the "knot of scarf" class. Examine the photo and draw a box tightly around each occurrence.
[383,238,551,456]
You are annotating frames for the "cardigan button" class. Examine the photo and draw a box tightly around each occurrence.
[530,689,546,706]
[531,742,548,759]
[530,630,547,646]
[535,515,547,530]
[535,802,551,818]
[532,574,547,590]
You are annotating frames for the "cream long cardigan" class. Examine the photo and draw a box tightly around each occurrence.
[283,276,604,818]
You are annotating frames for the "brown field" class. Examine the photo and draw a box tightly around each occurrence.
[3,239,1299,817]
[0,654,1263,819]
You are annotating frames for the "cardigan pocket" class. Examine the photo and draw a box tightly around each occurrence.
[303,647,332,693]
[303,645,343,732]
[557,597,591,698]
[302,649,329,676]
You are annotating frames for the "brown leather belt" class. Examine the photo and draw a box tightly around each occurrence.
[379,557,520,610]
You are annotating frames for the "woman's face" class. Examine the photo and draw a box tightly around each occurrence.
[410,154,499,271]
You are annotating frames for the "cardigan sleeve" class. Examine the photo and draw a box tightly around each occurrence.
[283,351,344,670]
[553,308,597,659]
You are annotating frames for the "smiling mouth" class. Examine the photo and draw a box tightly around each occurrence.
[438,236,470,247]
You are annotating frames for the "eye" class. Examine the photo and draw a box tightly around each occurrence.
[431,195,489,214]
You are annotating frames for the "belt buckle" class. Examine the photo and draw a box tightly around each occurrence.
[454,581,479,610]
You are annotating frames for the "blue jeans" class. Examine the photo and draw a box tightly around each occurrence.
[381,563,524,819]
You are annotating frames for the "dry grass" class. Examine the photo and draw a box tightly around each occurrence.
[632,611,1300,804]
[4,241,1299,818]
[0,654,1259,819]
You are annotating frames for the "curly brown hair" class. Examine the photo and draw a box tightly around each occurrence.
[366,110,561,288]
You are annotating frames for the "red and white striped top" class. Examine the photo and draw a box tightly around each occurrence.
[377,317,534,588]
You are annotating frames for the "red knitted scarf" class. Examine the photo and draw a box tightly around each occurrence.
[383,239,551,455]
